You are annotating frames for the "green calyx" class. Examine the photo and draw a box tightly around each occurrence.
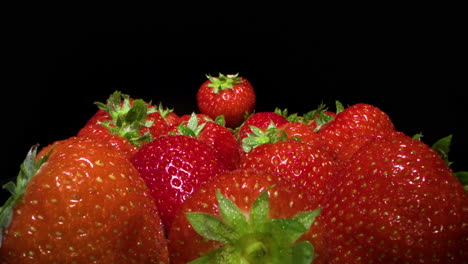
[206,73,243,94]
[175,113,207,137]
[185,186,321,264]
[95,91,156,147]
[0,145,52,247]
[430,135,468,191]
[241,122,289,153]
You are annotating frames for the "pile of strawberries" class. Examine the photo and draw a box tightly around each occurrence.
[0,73,467,263]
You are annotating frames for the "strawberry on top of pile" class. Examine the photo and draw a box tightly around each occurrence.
[0,73,467,264]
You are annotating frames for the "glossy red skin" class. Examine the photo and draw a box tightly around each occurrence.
[0,137,169,263]
[239,140,338,207]
[146,110,180,138]
[322,132,468,263]
[197,77,256,128]
[237,112,289,142]
[280,121,321,146]
[198,122,240,171]
[130,135,225,230]
[168,116,241,171]
[168,169,329,264]
[77,109,139,159]
[318,103,395,163]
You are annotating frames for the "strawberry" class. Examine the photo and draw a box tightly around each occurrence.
[77,91,157,159]
[146,102,180,138]
[0,137,168,263]
[167,169,325,263]
[322,132,468,263]
[130,134,225,230]
[197,73,256,128]
[318,102,395,163]
[236,111,288,144]
[171,113,240,170]
[279,121,321,146]
[239,130,337,207]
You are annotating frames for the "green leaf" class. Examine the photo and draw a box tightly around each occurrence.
[291,241,315,264]
[454,171,468,191]
[292,208,322,231]
[266,218,308,245]
[432,135,452,166]
[335,100,344,114]
[249,186,273,228]
[0,145,52,247]
[206,73,243,93]
[185,212,239,244]
[189,245,243,264]
[94,91,154,147]
[216,190,249,235]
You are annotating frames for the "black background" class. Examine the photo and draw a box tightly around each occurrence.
[2,9,466,203]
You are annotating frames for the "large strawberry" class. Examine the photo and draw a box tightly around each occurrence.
[197,73,256,128]
[318,103,395,163]
[239,126,337,206]
[130,134,225,230]
[0,137,168,263]
[322,132,468,263]
[167,169,325,263]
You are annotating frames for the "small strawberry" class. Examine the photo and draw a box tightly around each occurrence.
[236,111,288,144]
[318,102,395,163]
[171,113,240,170]
[322,132,468,263]
[77,91,157,159]
[0,137,169,263]
[130,134,225,230]
[197,73,256,128]
[146,102,180,138]
[168,169,325,263]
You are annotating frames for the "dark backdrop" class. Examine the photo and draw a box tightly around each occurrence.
[2,11,465,203]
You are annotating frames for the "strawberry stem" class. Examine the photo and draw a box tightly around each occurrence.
[206,73,243,94]
[95,91,155,147]
[185,186,320,263]
[0,145,52,247]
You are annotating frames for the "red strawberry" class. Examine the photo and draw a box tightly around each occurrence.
[169,113,240,171]
[130,135,225,230]
[279,121,321,146]
[239,134,337,206]
[318,103,395,163]
[0,137,168,263]
[322,132,468,263]
[77,91,157,159]
[197,73,256,128]
[146,102,180,138]
[236,111,288,144]
[168,169,326,263]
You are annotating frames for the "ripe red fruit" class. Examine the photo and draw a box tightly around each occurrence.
[0,137,169,263]
[322,132,468,263]
[168,113,240,171]
[197,73,256,128]
[239,138,337,206]
[130,135,225,230]
[168,169,326,263]
[318,103,395,163]
[77,91,157,159]
[236,111,288,143]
